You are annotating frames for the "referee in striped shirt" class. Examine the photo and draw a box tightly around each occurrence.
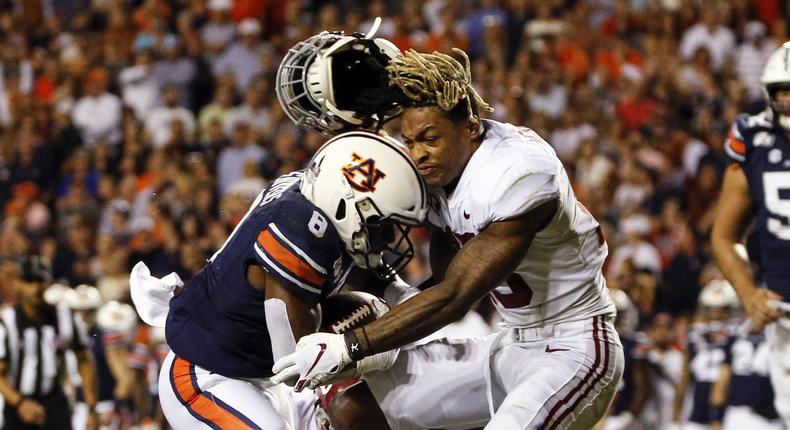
[0,256,99,429]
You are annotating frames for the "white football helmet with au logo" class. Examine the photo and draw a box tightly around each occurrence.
[301,131,427,277]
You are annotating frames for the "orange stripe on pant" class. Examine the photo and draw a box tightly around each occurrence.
[171,357,255,430]
[257,229,326,285]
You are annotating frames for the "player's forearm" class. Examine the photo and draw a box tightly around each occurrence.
[711,233,758,297]
[710,366,732,428]
[357,234,525,353]
[105,346,134,400]
[77,352,98,407]
[711,164,757,298]
[354,282,468,354]
[0,373,24,407]
[352,204,551,356]
[710,365,730,407]
[672,357,690,421]
[258,266,319,354]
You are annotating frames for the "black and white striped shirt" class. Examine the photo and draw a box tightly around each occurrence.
[0,303,89,398]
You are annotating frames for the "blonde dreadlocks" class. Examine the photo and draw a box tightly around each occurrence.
[387,48,493,125]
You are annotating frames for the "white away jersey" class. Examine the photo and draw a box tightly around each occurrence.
[427,120,615,328]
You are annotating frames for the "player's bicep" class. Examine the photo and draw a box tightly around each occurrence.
[712,164,754,244]
[442,198,558,308]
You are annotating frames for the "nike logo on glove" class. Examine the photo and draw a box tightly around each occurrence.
[545,345,570,353]
[296,343,327,391]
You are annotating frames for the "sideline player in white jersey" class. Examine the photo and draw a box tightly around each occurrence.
[274,48,624,430]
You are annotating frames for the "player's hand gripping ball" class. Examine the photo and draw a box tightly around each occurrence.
[272,292,389,390]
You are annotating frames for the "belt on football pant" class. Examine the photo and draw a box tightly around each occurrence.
[507,314,615,342]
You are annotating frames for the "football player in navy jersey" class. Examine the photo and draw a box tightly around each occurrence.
[713,324,782,430]
[712,41,790,427]
[131,132,427,430]
[673,280,739,430]
[124,24,422,430]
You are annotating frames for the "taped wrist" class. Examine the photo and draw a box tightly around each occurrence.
[383,274,420,307]
[355,348,399,375]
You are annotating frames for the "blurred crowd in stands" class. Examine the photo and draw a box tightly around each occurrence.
[0,0,786,428]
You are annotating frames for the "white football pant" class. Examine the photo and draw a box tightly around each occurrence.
[158,351,321,430]
[366,315,623,430]
[723,406,784,430]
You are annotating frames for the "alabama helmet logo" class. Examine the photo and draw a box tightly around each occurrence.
[342,153,386,192]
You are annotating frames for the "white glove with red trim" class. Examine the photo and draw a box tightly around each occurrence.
[271,332,351,392]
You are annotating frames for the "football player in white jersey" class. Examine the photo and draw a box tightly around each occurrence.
[274,48,624,430]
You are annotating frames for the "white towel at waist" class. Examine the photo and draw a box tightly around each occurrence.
[129,261,183,327]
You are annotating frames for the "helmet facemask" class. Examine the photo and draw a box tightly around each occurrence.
[276,34,335,133]
[766,82,790,129]
[346,197,419,279]
[276,19,401,136]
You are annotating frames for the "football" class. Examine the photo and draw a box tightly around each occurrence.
[321,291,389,334]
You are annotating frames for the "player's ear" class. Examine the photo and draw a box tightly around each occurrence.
[468,117,482,140]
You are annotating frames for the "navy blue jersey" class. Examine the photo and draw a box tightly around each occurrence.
[725,112,790,300]
[610,333,650,415]
[724,330,777,417]
[687,324,730,424]
[166,172,354,378]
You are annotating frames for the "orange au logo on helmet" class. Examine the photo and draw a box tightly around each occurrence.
[342,153,386,192]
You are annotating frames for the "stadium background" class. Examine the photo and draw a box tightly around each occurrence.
[0,0,784,428]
